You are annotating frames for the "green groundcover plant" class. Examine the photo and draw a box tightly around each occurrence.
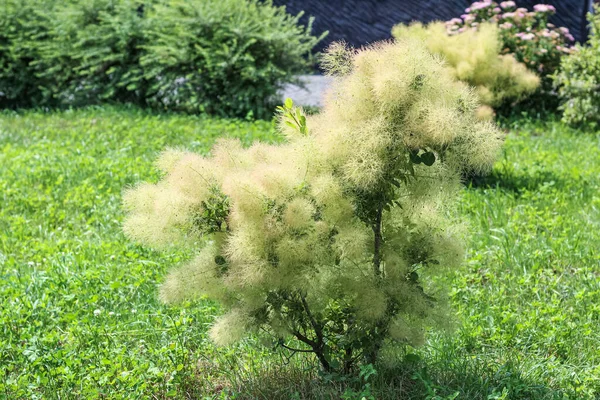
[123,39,503,373]
[4,108,600,398]
[553,5,600,127]
[0,0,324,118]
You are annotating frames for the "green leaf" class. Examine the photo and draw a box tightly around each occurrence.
[409,150,422,164]
[285,98,293,109]
[421,151,435,166]
[409,271,419,282]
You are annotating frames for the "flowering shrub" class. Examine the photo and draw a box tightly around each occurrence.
[446,1,575,79]
[554,5,600,127]
[392,22,539,108]
[123,39,502,373]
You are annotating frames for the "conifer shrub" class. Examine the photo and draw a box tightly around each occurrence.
[36,0,150,106]
[553,5,600,127]
[392,21,540,109]
[123,39,503,373]
[0,0,57,108]
[0,0,323,117]
[140,0,325,118]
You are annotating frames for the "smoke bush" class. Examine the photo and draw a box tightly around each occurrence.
[123,39,503,373]
[392,22,540,109]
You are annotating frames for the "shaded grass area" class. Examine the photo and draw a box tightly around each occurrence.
[1,108,599,398]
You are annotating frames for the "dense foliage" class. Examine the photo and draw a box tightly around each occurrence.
[553,5,600,127]
[0,0,323,117]
[124,39,503,373]
[141,0,324,118]
[36,0,149,107]
[0,0,55,108]
[392,22,539,109]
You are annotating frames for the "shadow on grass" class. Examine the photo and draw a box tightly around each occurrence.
[181,348,567,400]
[465,167,565,195]
[378,351,567,400]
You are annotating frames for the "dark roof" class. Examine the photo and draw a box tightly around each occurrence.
[274,0,591,52]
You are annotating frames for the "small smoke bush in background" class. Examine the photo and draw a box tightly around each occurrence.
[124,38,503,373]
[392,22,539,110]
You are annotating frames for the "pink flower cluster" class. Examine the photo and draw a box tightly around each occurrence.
[533,4,556,13]
[444,1,576,76]
[559,27,576,42]
[516,32,535,40]
[471,1,493,10]
[500,1,516,8]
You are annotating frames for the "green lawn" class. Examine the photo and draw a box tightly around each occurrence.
[1,108,599,399]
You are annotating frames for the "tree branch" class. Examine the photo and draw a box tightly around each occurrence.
[280,343,314,353]
[300,295,323,343]
[291,329,317,349]
[372,204,383,277]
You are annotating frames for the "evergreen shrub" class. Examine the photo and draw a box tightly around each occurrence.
[0,0,56,108]
[554,5,600,127]
[0,0,323,117]
[141,0,324,118]
[36,0,149,106]
[123,39,503,373]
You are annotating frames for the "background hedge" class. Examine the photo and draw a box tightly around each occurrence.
[0,0,324,118]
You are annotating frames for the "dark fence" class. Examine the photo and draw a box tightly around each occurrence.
[275,0,593,52]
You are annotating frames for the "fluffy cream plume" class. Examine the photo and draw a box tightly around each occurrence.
[123,37,502,364]
[159,243,229,304]
[155,148,187,174]
[209,308,252,346]
[392,22,540,107]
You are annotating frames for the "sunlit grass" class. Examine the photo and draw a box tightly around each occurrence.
[1,108,599,398]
